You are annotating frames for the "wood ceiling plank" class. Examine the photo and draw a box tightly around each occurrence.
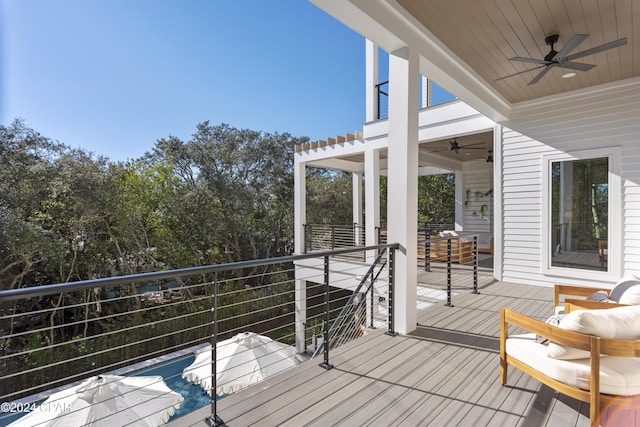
[598,1,623,81]
[614,0,634,79]
[393,0,637,104]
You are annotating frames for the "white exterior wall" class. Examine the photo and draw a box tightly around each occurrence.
[462,162,493,232]
[500,80,640,288]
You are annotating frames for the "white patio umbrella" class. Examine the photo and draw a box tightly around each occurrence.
[182,332,300,396]
[8,374,183,427]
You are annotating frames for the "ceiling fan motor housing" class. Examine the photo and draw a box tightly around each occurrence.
[544,34,559,61]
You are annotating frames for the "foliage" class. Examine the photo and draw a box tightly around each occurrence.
[417,174,455,225]
[306,167,353,225]
[379,174,455,227]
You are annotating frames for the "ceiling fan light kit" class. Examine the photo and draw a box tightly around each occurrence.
[496,33,627,85]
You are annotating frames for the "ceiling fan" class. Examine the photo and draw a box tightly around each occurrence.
[445,138,485,154]
[496,34,627,86]
[486,151,493,163]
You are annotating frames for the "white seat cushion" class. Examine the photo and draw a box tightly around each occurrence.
[506,337,640,396]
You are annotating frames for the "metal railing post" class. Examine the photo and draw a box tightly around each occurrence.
[386,247,397,336]
[210,272,223,426]
[377,84,381,119]
[425,234,431,272]
[369,277,375,329]
[320,255,333,370]
[331,225,336,251]
[303,224,308,253]
[446,239,453,307]
[472,235,479,294]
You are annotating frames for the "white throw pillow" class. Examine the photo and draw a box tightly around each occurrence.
[619,285,640,305]
[547,305,640,359]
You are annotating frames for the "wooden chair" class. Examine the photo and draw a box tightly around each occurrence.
[500,306,640,426]
[553,283,623,313]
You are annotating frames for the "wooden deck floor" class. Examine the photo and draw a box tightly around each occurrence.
[169,267,637,427]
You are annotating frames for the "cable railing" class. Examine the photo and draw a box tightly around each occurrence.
[376,80,389,120]
[0,243,398,426]
[311,248,390,363]
[304,223,366,255]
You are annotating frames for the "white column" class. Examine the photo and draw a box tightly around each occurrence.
[455,170,464,230]
[387,46,419,335]
[366,39,379,123]
[293,159,307,352]
[353,172,363,245]
[365,149,381,326]
[294,159,306,254]
[420,75,428,108]
[365,148,381,250]
[493,125,503,281]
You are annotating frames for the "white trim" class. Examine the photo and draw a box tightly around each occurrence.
[541,147,621,282]
[492,125,503,280]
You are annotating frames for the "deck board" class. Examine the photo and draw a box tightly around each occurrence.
[167,273,620,427]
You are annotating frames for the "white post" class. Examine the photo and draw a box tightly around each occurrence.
[365,148,381,252]
[420,75,428,109]
[455,170,464,230]
[366,39,379,122]
[387,46,419,335]
[353,172,363,245]
[365,148,381,327]
[294,159,307,352]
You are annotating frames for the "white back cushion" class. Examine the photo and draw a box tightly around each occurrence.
[547,305,640,359]
[619,285,640,305]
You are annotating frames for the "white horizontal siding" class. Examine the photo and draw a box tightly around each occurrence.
[499,78,640,286]
[462,163,493,232]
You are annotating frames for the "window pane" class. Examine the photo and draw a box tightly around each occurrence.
[551,157,608,271]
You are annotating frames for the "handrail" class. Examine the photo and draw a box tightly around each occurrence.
[0,243,399,426]
[0,243,398,301]
[312,247,390,360]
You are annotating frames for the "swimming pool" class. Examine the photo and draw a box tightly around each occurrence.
[1,350,212,426]
[127,353,212,421]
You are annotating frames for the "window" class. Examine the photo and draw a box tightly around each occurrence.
[550,158,608,271]
[543,148,620,280]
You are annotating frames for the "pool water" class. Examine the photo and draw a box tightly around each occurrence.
[0,352,211,426]
[128,353,212,421]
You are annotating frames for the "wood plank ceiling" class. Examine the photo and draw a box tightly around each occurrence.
[397,0,639,104]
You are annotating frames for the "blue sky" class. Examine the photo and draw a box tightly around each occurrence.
[1,1,372,161]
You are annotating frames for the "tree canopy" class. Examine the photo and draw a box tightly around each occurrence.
[1,119,454,291]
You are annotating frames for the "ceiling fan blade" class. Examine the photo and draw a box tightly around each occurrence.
[509,56,549,65]
[527,66,552,86]
[460,142,486,150]
[494,65,546,82]
[565,37,627,61]
[557,61,595,72]
[552,34,588,60]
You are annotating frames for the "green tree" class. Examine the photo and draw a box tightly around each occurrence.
[418,174,455,226]
[306,168,353,225]
[152,122,300,264]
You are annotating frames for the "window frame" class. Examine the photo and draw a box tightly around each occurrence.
[541,147,621,281]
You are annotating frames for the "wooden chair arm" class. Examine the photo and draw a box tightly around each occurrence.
[553,283,611,309]
[564,299,626,313]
